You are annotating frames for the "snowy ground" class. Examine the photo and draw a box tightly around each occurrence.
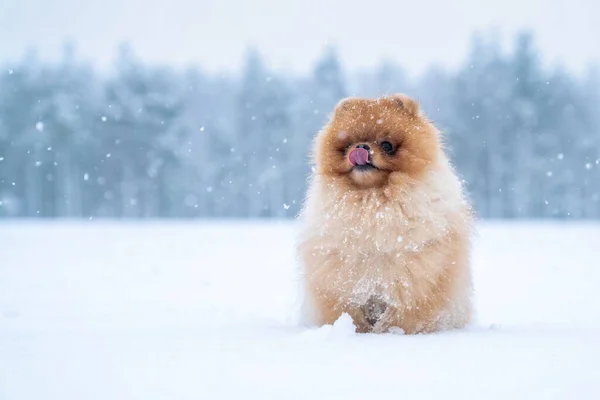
[1,220,599,399]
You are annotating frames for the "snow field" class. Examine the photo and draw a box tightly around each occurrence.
[0,221,599,399]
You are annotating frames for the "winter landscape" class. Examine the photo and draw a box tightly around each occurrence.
[1,220,599,399]
[2,0,600,399]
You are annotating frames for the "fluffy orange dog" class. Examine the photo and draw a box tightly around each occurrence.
[297,94,474,334]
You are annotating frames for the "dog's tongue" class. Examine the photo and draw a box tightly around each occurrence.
[349,148,370,166]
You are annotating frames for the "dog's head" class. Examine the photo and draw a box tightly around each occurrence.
[313,94,441,189]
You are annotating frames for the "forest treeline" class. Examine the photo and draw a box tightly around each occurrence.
[0,31,599,219]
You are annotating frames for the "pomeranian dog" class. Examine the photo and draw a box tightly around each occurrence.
[297,94,474,334]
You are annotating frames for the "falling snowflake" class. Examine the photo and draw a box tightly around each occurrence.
[585,163,592,170]
[8,69,13,74]
[557,153,564,160]
[83,173,89,181]
[106,153,111,158]
[35,122,44,132]
[35,161,42,167]
[200,126,205,132]
[397,236,403,243]
[184,194,197,207]
[283,138,288,144]
[376,119,383,124]
[283,204,290,210]
[546,171,553,177]
[0,157,4,161]
[101,116,107,122]
[206,186,214,193]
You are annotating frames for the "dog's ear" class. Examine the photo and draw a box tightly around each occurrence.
[334,96,361,114]
[388,93,420,116]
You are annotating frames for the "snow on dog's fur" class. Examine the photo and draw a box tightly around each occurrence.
[297,94,474,334]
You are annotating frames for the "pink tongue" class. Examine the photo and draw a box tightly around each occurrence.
[349,148,370,166]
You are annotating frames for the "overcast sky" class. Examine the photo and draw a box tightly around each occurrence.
[2,0,599,77]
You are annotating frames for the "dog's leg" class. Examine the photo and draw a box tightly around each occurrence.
[355,296,389,333]
[309,292,344,326]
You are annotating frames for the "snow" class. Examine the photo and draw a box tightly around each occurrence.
[1,221,599,399]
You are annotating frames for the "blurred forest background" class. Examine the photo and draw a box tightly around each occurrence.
[0,31,599,220]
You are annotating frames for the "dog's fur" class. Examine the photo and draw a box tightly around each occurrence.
[297,94,474,334]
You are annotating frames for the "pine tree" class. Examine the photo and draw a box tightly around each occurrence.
[101,44,184,217]
[236,48,292,217]
[452,33,511,218]
[0,51,54,217]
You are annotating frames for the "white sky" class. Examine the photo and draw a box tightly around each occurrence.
[2,0,599,77]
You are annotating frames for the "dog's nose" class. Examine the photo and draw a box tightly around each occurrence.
[356,143,370,151]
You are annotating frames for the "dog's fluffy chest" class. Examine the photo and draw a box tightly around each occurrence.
[312,184,453,257]
[309,197,441,306]
[299,169,468,299]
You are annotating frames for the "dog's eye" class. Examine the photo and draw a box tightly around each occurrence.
[380,141,394,154]
[339,142,352,154]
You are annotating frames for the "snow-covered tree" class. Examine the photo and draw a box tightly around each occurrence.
[0,32,599,220]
